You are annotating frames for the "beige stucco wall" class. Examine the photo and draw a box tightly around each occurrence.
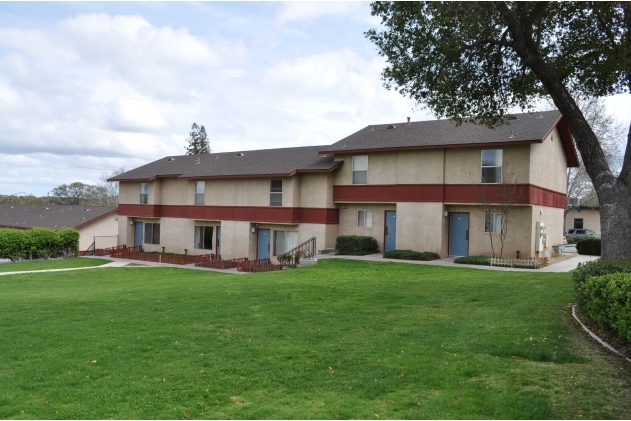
[298,173,335,208]
[396,202,445,254]
[119,182,140,205]
[565,209,600,234]
[443,145,531,185]
[120,177,300,208]
[204,177,296,207]
[530,205,565,257]
[337,203,396,251]
[77,212,119,251]
[333,150,446,185]
[529,127,568,192]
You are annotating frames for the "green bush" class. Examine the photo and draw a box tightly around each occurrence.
[572,258,631,308]
[576,238,601,256]
[454,255,491,266]
[580,273,631,342]
[0,227,79,261]
[383,249,440,261]
[335,235,379,256]
[565,236,580,244]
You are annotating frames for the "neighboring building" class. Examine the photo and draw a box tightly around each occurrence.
[565,206,600,234]
[111,110,578,261]
[0,204,119,252]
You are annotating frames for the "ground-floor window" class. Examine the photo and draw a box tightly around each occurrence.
[484,213,503,234]
[274,230,298,255]
[144,223,160,244]
[358,210,373,227]
[574,218,583,229]
[194,226,214,250]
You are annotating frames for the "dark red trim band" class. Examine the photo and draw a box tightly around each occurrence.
[118,204,340,224]
[334,184,566,208]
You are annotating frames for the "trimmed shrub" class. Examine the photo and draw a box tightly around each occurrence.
[580,272,631,342]
[0,227,80,261]
[572,258,631,308]
[565,236,580,244]
[335,235,379,256]
[454,255,491,266]
[383,249,440,261]
[576,237,601,256]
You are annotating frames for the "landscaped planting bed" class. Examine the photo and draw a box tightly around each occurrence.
[0,260,629,419]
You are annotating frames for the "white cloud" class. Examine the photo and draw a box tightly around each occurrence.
[98,96,171,133]
[276,2,364,23]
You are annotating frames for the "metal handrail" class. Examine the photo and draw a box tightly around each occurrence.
[278,237,316,266]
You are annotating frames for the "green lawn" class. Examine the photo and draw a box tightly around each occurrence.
[0,257,111,273]
[0,259,629,419]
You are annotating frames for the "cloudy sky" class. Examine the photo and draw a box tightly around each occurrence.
[1,2,629,197]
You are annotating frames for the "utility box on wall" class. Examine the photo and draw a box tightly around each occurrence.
[535,221,547,252]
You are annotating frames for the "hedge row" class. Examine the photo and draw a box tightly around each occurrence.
[454,255,491,266]
[0,227,80,261]
[576,238,601,256]
[580,272,631,342]
[335,235,379,256]
[383,249,440,261]
[573,258,631,308]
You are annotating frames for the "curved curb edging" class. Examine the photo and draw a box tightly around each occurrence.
[571,305,631,364]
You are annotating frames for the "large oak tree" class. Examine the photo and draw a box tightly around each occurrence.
[366,1,631,260]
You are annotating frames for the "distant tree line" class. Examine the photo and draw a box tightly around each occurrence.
[0,168,125,206]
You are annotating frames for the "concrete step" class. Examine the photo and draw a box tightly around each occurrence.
[318,248,337,255]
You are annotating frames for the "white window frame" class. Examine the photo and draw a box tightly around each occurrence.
[273,230,298,256]
[352,155,368,185]
[270,180,282,207]
[358,210,373,228]
[144,222,160,244]
[194,225,213,250]
[140,182,149,204]
[484,213,503,234]
[195,181,205,205]
[481,149,503,184]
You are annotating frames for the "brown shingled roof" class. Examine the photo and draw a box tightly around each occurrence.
[0,205,117,230]
[319,110,579,167]
[110,145,341,181]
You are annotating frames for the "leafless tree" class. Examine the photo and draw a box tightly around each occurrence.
[472,172,525,258]
[98,167,126,205]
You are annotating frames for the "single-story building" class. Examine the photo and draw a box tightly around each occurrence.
[0,204,119,253]
[565,206,600,234]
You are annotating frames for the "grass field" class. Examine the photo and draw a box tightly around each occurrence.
[0,257,110,273]
[0,259,629,419]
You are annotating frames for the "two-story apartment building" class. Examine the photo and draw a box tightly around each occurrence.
[111,110,578,261]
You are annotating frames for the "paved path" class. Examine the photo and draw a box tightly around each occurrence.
[0,253,597,276]
[314,252,597,273]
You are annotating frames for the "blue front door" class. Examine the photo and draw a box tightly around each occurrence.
[134,222,143,247]
[257,229,270,260]
[449,213,469,256]
[384,211,397,251]
[216,226,221,257]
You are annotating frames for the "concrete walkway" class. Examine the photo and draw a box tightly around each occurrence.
[0,253,597,276]
[314,252,597,273]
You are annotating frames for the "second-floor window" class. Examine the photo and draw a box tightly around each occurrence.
[352,155,368,184]
[140,182,148,204]
[270,180,282,206]
[358,210,373,227]
[144,222,160,244]
[481,150,502,183]
[195,181,205,205]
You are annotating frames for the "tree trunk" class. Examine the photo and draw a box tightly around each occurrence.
[498,4,631,260]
